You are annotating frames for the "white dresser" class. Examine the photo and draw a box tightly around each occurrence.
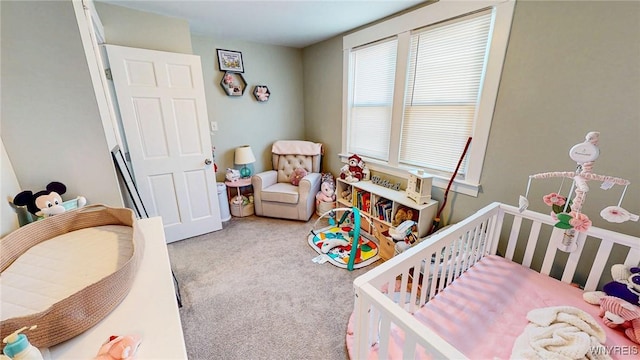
[48,217,187,359]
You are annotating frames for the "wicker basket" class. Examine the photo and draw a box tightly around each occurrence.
[0,205,143,348]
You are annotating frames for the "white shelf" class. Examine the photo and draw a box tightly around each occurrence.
[336,179,438,238]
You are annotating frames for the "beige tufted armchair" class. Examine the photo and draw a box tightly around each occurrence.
[252,140,323,221]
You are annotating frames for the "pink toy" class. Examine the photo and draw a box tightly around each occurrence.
[94,335,142,360]
[316,174,336,204]
[597,296,640,344]
[290,167,308,186]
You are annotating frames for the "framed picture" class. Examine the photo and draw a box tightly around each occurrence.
[216,49,244,73]
[220,71,247,96]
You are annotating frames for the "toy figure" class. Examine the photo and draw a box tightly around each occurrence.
[94,334,141,360]
[340,154,367,183]
[316,174,336,204]
[13,181,86,218]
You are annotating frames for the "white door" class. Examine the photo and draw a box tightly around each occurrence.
[105,45,222,243]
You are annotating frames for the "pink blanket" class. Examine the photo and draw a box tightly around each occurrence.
[347,255,639,359]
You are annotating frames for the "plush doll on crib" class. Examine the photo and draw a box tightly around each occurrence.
[584,264,640,344]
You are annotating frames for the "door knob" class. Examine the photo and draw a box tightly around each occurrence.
[204,158,212,165]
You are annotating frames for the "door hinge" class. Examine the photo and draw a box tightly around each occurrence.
[124,152,131,162]
[104,68,112,80]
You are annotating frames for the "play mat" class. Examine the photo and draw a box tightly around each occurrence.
[307,207,379,270]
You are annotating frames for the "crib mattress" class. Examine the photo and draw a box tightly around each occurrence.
[0,205,143,349]
[347,255,638,359]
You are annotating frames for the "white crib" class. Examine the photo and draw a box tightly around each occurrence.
[350,202,640,359]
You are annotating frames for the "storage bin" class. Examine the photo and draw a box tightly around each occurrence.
[316,200,335,216]
[217,183,231,221]
[230,202,254,217]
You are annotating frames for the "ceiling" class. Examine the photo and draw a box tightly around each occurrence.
[97,0,429,48]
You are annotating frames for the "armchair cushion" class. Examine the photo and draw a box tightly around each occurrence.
[261,183,300,204]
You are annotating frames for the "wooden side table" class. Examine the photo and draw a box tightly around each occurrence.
[225,178,254,217]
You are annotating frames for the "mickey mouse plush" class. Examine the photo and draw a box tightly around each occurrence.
[13,181,86,217]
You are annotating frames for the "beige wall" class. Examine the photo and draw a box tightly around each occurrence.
[95,3,305,182]
[191,36,305,181]
[1,1,122,218]
[94,2,192,54]
[303,0,640,237]
[303,36,344,174]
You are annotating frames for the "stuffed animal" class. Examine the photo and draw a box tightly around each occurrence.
[584,264,640,306]
[13,181,86,218]
[341,188,352,202]
[596,296,640,344]
[316,174,336,203]
[392,208,415,227]
[290,167,308,186]
[340,154,366,183]
[94,334,142,360]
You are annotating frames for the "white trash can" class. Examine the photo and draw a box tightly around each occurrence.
[217,183,231,222]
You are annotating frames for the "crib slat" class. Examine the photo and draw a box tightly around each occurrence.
[460,231,474,276]
[445,236,459,287]
[475,218,490,264]
[624,248,640,267]
[584,239,614,291]
[505,216,522,261]
[522,221,542,268]
[353,293,373,360]
[561,231,587,284]
[541,228,564,275]
[378,315,391,358]
[408,259,422,313]
[489,209,505,255]
[369,307,380,348]
[403,333,417,359]
[470,221,485,267]
[430,249,442,300]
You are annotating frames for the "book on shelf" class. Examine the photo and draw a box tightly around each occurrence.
[375,198,392,222]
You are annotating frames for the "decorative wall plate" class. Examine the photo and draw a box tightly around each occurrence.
[220,71,247,96]
[253,85,270,102]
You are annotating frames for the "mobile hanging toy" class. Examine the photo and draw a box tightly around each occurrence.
[518,131,637,252]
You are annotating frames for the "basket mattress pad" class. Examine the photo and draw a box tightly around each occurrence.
[0,205,144,348]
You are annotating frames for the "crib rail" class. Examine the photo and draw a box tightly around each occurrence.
[351,202,640,359]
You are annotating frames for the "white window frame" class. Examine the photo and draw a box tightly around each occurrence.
[341,0,515,197]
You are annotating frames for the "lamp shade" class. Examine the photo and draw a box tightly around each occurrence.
[235,145,256,165]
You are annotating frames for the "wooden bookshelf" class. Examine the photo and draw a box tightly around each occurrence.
[335,178,438,239]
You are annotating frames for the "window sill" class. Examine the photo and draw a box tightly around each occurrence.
[338,153,480,197]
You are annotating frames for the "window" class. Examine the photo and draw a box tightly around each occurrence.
[342,0,515,196]
[348,38,397,161]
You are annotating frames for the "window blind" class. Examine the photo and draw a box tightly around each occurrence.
[400,11,492,174]
[348,38,397,160]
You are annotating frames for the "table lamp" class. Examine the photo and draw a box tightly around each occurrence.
[235,145,256,178]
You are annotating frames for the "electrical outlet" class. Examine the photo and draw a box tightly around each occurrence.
[210,121,218,132]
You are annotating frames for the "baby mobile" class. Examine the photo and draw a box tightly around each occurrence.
[518,131,637,252]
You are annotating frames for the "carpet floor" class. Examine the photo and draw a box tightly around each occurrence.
[167,214,379,360]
